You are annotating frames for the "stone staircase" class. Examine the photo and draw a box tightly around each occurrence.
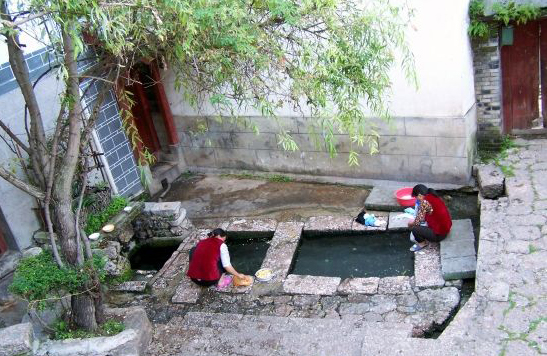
[148,311,455,356]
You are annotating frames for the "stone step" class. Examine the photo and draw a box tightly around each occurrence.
[155,312,420,355]
[364,186,403,212]
[181,312,412,337]
[173,325,361,356]
[440,219,476,280]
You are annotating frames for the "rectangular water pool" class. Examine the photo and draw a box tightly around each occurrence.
[226,232,272,275]
[290,231,414,279]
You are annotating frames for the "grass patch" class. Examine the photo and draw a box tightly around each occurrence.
[53,319,125,340]
[84,196,129,234]
[106,266,134,286]
[479,135,517,177]
[221,172,294,183]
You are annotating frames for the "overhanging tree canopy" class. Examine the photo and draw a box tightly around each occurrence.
[0,0,415,331]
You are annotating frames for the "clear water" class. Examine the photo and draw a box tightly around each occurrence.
[291,231,414,279]
[226,233,272,275]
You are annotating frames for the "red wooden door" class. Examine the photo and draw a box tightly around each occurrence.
[541,19,547,126]
[0,228,8,256]
[501,21,540,132]
[128,74,161,155]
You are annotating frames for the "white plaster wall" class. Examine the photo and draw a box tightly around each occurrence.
[164,0,475,119]
[0,74,64,250]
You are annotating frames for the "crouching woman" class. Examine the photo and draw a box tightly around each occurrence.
[187,228,245,286]
[407,184,452,252]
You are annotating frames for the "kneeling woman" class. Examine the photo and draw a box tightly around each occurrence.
[187,228,245,286]
[407,184,452,252]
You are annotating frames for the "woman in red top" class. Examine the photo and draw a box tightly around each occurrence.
[407,184,452,252]
[187,228,245,286]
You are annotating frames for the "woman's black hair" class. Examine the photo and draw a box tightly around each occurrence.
[411,184,439,197]
[208,228,227,238]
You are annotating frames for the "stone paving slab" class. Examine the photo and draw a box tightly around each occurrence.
[337,277,380,295]
[270,221,303,244]
[304,215,353,232]
[442,256,477,280]
[441,219,476,280]
[364,186,405,212]
[258,242,298,281]
[255,222,304,289]
[414,243,445,289]
[378,276,412,294]
[283,275,341,295]
[443,219,475,242]
[351,211,388,231]
[171,276,203,303]
[476,164,504,199]
[110,281,147,292]
[441,240,477,258]
[226,218,278,232]
[388,212,413,231]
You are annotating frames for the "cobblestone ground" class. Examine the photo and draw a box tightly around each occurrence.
[439,137,547,355]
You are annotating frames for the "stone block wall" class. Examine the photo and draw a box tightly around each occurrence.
[472,33,503,151]
[174,111,476,184]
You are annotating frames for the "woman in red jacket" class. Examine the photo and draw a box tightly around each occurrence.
[187,228,245,286]
[407,184,452,252]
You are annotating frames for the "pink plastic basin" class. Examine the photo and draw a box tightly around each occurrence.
[395,187,416,207]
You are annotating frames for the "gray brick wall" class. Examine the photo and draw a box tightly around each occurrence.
[175,114,475,184]
[472,33,503,150]
[0,47,57,95]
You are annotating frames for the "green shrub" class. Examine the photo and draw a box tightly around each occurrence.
[84,196,128,234]
[9,251,106,310]
[52,318,125,340]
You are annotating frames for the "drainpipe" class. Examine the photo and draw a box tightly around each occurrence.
[91,129,119,195]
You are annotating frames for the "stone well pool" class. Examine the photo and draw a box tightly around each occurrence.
[128,233,272,276]
[226,232,273,275]
[290,231,414,279]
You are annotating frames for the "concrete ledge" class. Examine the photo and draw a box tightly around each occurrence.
[35,307,152,356]
[378,276,412,294]
[171,276,203,304]
[364,186,403,212]
[337,277,380,295]
[414,244,445,289]
[227,218,277,232]
[304,215,353,232]
[256,222,303,286]
[283,275,341,295]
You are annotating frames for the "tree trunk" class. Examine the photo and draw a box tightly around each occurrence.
[71,293,98,331]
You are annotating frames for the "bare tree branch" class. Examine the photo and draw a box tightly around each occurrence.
[0,11,48,28]
[0,119,30,153]
[1,1,48,189]
[0,165,45,200]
